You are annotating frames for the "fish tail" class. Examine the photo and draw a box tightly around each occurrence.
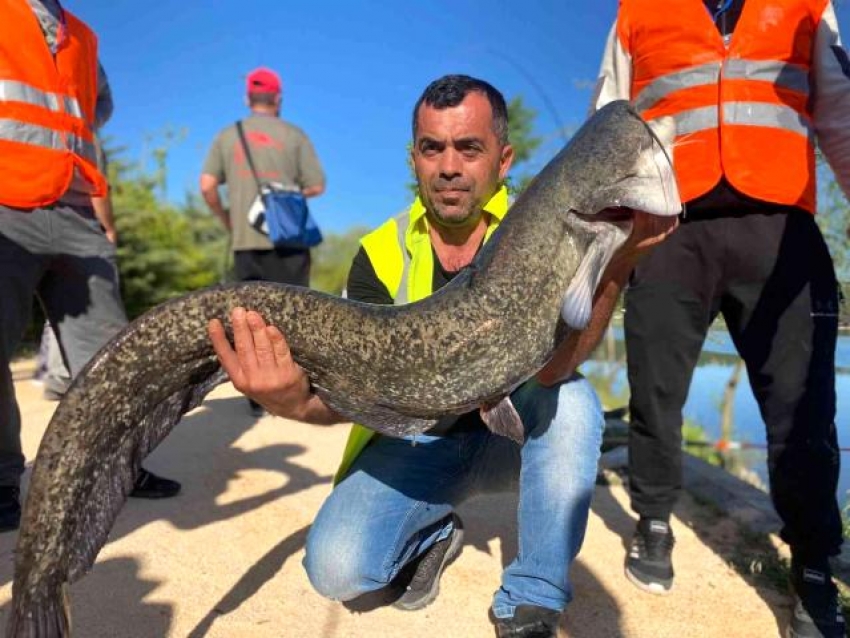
[6,584,72,638]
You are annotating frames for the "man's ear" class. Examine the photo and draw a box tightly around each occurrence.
[499,144,515,181]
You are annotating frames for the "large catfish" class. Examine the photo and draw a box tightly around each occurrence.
[7,100,680,637]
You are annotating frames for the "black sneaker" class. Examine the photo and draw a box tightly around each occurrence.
[130,468,181,499]
[625,518,675,594]
[393,514,464,611]
[494,605,561,638]
[248,399,265,417]
[0,486,21,532]
[788,556,846,638]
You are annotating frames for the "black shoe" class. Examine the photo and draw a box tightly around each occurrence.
[248,399,265,417]
[130,468,181,499]
[625,518,675,594]
[788,556,846,638]
[494,605,561,638]
[393,514,464,611]
[0,486,21,532]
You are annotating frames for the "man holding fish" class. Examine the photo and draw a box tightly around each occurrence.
[210,74,677,636]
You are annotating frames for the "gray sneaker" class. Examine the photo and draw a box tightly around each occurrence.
[625,518,675,594]
[393,514,464,611]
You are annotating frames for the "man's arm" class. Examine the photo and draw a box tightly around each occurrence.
[92,193,117,244]
[302,184,325,198]
[813,2,850,199]
[536,211,678,386]
[589,21,632,113]
[200,173,231,232]
[297,134,326,199]
[94,62,113,129]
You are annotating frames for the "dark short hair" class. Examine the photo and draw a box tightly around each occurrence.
[412,74,509,145]
[248,92,279,107]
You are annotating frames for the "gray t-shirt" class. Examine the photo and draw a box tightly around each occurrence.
[202,113,325,251]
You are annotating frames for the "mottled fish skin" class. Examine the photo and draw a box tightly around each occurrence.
[7,101,681,638]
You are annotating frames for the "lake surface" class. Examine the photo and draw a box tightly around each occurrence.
[586,329,850,503]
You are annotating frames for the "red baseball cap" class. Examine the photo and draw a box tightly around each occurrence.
[246,67,282,95]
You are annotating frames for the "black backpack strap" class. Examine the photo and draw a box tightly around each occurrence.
[235,120,263,192]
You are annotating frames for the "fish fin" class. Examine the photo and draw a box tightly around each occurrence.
[313,384,439,437]
[6,583,72,637]
[64,363,228,583]
[560,224,624,329]
[479,397,525,444]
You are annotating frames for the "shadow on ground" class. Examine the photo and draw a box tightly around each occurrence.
[0,394,331,635]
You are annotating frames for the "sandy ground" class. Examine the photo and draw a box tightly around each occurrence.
[0,358,793,637]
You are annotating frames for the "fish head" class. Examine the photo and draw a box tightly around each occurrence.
[550,101,682,329]
[561,100,681,221]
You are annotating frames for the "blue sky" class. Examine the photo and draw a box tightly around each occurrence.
[80,1,850,234]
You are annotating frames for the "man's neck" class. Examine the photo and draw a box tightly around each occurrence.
[428,215,488,272]
[250,106,278,117]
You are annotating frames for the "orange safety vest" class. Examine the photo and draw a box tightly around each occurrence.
[617,0,824,212]
[0,0,107,208]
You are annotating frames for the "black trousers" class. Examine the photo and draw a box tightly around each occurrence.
[625,208,842,558]
[234,247,311,287]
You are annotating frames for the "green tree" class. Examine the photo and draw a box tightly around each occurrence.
[311,226,372,295]
[106,136,227,318]
[505,96,544,193]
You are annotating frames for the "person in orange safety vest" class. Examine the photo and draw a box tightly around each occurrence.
[592,2,850,637]
[0,0,182,534]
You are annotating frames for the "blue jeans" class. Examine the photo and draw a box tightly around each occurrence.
[304,374,604,617]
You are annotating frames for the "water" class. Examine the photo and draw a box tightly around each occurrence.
[586,329,850,503]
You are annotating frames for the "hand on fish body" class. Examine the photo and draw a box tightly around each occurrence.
[6,100,682,638]
[208,307,340,424]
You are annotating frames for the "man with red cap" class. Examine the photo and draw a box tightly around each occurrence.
[201,67,326,416]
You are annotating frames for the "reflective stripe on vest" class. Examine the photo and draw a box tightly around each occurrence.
[0,79,84,119]
[635,59,812,142]
[648,102,813,141]
[0,118,97,162]
[635,60,810,112]
[393,210,412,305]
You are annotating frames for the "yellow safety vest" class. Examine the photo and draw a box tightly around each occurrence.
[333,186,510,484]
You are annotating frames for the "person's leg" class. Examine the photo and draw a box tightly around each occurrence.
[481,375,603,626]
[625,243,715,519]
[624,217,722,593]
[233,248,310,287]
[266,247,310,288]
[37,207,126,375]
[0,205,52,530]
[0,216,47,488]
[304,431,473,602]
[42,323,70,400]
[38,205,180,499]
[722,211,843,637]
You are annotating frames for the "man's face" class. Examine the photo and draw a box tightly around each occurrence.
[412,92,514,228]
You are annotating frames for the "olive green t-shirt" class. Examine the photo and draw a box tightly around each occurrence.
[202,113,325,251]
